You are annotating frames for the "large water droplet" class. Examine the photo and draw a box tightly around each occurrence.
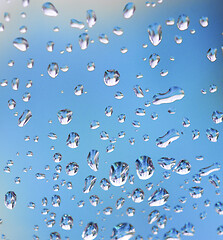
[135,156,155,180]
[66,132,80,148]
[48,62,59,78]
[104,70,120,87]
[60,214,73,230]
[79,33,89,50]
[148,188,169,206]
[82,222,98,240]
[86,10,96,28]
[177,14,190,30]
[123,2,136,19]
[13,37,29,51]
[42,2,58,17]
[109,162,129,186]
[57,109,72,125]
[147,23,162,46]
[5,191,16,209]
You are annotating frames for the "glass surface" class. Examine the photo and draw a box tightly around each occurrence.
[0,0,222,239]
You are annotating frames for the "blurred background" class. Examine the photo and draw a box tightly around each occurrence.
[0,0,222,239]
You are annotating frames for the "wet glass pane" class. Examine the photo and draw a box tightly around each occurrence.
[0,0,222,239]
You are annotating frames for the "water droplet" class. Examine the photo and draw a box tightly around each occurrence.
[109,162,129,186]
[11,78,19,90]
[158,157,176,170]
[66,132,80,148]
[166,17,175,26]
[148,210,160,224]
[199,162,220,176]
[173,160,191,175]
[104,70,120,87]
[181,222,195,236]
[199,16,208,27]
[57,109,72,125]
[51,195,61,207]
[60,214,73,230]
[212,111,223,124]
[106,144,115,153]
[113,26,123,36]
[149,53,160,68]
[156,129,180,148]
[22,92,31,102]
[13,37,29,51]
[148,188,169,206]
[147,23,162,46]
[189,186,204,198]
[86,10,96,28]
[87,150,99,171]
[164,228,180,240]
[100,178,110,190]
[133,85,144,97]
[82,222,98,240]
[74,84,84,96]
[135,156,154,180]
[177,14,190,30]
[175,35,183,44]
[66,162,79,176]
[126,207,135,217]
[19,25,27,33]
[135,108,145,116]
[192,129,200,140]
[209,84,217,93]
[0,23,4,32]
[5,191,16,209]
[83,175,96,193]
[132,188,144,203]
[116,197,125,210]
[70,19,84,29]
[46,41,54,52]
[90,120,100,129]
[111,223,135,239]
[157,215,167,228]
[42,2,58,17]
[160,69,168,77]
[18,109,32,127]
[206,128,219,142]
[207,48,217,62]
[87,62,95,71]
[209,174,220,188]
[153,86,184,105]
[47,62,59,78]
[99,34,109,44]
[123,2,136,19]
[79,33,89,50]
[8,99,16,110]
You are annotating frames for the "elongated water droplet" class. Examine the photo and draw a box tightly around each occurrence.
[13,37,29,51]
[111,223,135,240]
[79,33,89,50]
[83,175,96,193]
[116,197,125,210]
[133,85,144,97]
[148,188,169,206]
[153,86,184,105]
[18,109,32,127]
[5,191,16,209]
[149,53,160,68]
[87,150,99,171]
[199,162,220,176]
[86,10,96,28]
[156,129,180,148]
[70,19,84,29]
[42,2,58,17]
[147,23,162,46]
[123,2,136,19]
[207,48,217,62]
